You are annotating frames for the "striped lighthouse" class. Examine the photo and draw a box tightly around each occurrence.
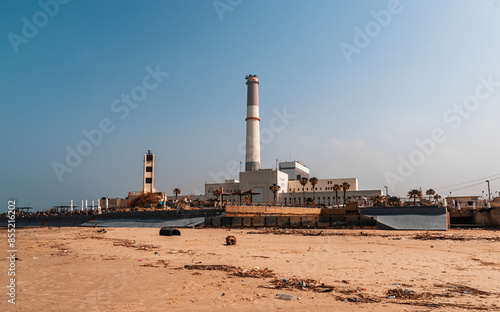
[245,74,261,171]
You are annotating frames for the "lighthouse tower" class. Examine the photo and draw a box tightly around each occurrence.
[141,149,157,194]
[245,74,261,171]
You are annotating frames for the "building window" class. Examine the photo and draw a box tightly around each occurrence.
[145,178,152,183]
[146,166,152,172]
[146,155,153,161]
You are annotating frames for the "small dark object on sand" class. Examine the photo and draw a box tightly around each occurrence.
[226,235,237,245]
[159,228,181,236]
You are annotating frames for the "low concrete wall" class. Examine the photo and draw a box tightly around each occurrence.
[204,214,376,228]
[225,205,322,216]
[1,209,224,228]
[474,207,500,226]
[360,206,448,231]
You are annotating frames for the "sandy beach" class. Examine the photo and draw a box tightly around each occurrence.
[1,227,499,311]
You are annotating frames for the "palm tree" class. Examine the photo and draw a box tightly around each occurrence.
[370,194,385,207]
[388,196,401,206]
[299,177,308,206]
[434,194,442,205]
[408,189,422,206]
[332,184,341,208]
[173,188,181,201]
[309,177,318,205]
[341,182,350,206]
[425,189,436,202]
[269,183,281,205]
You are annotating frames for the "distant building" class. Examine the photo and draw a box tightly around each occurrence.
[279,161,309,180]
[446,195,484,209]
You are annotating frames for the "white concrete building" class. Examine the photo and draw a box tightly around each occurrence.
[284,189,382,206]
[287,178,358,193]
[205,180,240,196]
[239,169,288,203]
[278,161,309,181]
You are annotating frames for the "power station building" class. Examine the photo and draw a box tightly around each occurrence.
[203,74,382,206]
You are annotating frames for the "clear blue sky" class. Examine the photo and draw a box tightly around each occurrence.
[1,0,500,212]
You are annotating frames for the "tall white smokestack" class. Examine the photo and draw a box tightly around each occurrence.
[245,74,261,171]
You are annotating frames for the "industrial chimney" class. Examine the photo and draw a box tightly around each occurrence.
[245,74,261,171]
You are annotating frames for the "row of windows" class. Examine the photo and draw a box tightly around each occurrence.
[289,187,327,192]
[287,195,366,201]
[289,186,347,191]
[207,189,239,194]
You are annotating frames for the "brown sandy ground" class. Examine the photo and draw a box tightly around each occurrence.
[1,227,499,311]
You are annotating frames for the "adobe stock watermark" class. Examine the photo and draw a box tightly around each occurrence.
[206,106,296,183]
[339,0,404,64]
[212,0,243,21]
[384,74,500,190]
[7,0,70,54]
[51,65,169,182]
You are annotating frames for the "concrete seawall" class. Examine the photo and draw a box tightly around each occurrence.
[1,209,224,228]
[360,206,448,231]
[205,214,376,228]
[210,206,448,230]
[474,207,500,226]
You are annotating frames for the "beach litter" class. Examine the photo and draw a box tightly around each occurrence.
[386,288,419,299]
[184,264,275,278]
[264,278,334,293]
[159,227,181,236]
[112,239,159,251]
[226,235,237,245]
[275,293,293,300]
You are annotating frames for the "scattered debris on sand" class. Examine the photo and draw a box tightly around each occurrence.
[247,228,325,236]
[226,235,237,245]
[246,228,500,241]
[386,288,422,299]
[263,278,334,293]
[184,264,275,278]
[141,260,169,268]
[412,232,499,241]
[112,239,159,251]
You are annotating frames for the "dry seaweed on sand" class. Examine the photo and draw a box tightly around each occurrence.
[263,278,334,293]
[412,232,500,241]
[386,288,424,300]
[184,264,275,278]
[112,239,159,251]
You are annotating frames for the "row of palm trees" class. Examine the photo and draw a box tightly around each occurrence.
[407,188,441,205]
[298,177,351,207]
[175,185,442,207]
